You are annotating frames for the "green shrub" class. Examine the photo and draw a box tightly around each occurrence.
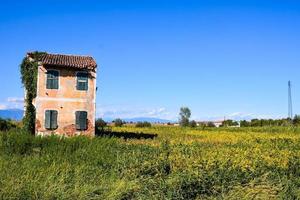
[95,118,107,130]
[0,129,34,155]
[0,118,17,131]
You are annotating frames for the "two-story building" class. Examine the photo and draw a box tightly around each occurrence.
[27,52,97,136]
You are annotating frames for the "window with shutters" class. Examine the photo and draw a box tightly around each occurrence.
[45,110,58,130]
[76,72,88,91]
[75,111,88,130]
[46,70,59,89]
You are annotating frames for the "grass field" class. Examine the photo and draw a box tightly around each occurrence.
[1,126,300,199]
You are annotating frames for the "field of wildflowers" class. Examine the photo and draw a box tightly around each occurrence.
[0,126,300,199]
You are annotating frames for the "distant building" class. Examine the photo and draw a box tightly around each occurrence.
[27,52,97,136]
[213,121,223,127]
[197,121,223,127]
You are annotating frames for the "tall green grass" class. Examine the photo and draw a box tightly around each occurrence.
[1,127,300,199]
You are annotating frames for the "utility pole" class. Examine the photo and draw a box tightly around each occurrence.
[288,81,293,120]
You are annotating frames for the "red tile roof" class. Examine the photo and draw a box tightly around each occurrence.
[27,52,97,70]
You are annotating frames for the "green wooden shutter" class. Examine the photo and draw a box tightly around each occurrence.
[76,74,80,90]
[46,71,59,89]
[85,79,88,90]
[76,111,87,130]
[80,111,87,130]
[77,81,82,90]
[53,72,58,89]
[51,110,58,129]
[45,110,51,129]
[77,73,88,91]
[75,111,80,130]
[83,75,88,90]
[46,73,52,89]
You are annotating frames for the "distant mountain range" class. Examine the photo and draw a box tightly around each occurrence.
[0,109,24,121]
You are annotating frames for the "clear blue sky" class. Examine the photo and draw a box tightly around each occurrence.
[0,0,299,120]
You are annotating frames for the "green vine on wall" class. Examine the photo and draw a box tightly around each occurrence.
[20,51,46,134]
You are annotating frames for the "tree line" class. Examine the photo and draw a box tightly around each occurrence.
[179,107,300,127]
[95,107,300,129]
[239,115,300,127]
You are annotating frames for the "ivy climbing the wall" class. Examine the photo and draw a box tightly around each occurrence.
[20,51,46,134]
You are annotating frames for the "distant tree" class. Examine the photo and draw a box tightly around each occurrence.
[179,107,191,127]
[232,121,239,126]
[95,118,107,131]
[189,120,197,128]
[197,122,206,130]
[114,118,124,127]
[240,120,250,127]
[274,119,283,126]
[237,118,300,127]
[222,120,238,127]
[221,120,228,127]
[243,118,294,127]
[293,115,300,126]
[281,118,292,126]
[136,121,151,128]
[251,119,262,127]
[207,122,216,127]
[258,119,272,126]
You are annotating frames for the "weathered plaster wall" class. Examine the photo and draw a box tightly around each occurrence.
[34,65,96,137]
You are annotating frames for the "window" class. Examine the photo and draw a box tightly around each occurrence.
[76,72,88,91]
[45,110,58,130]
[46,70,59,89]
[76,111,87,130]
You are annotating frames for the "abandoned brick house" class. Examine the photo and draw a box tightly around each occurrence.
[27,52,97,136]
